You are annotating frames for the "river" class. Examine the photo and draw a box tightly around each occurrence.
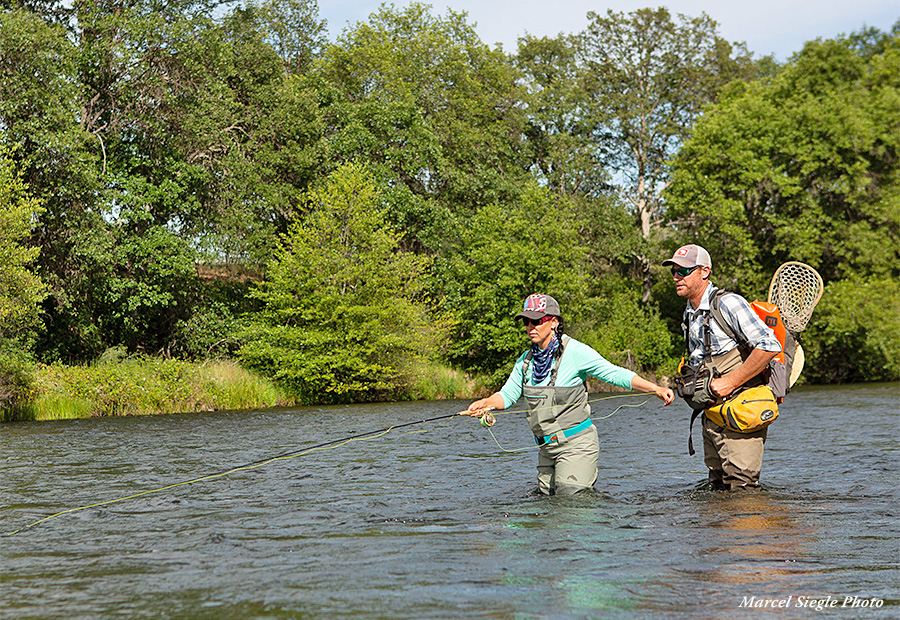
[1,383,897,619]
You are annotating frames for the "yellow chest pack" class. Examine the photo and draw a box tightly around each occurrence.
[703,385,779,433]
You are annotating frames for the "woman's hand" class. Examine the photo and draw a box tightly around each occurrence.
[631,376,675,405]
[655,386,675,405]
[465,394,504,416]
[466,401,490,417]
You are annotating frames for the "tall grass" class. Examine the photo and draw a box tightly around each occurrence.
[407,360,490,401]
[15,357,290,421]
[1,355,489,422]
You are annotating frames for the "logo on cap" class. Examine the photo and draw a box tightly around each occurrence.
[676,247,690,257]
[523,294,547,313]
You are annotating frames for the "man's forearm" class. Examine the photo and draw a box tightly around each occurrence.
[712,348,778,397]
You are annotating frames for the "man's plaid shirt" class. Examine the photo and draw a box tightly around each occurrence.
[682,283,782,365]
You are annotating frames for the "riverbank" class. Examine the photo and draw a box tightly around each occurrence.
[1,358,286,422]
[0,352,678,422]
[0,355,491,422]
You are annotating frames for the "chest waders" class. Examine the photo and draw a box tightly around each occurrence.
[522,339,598,494]
[521,338,593,446]
[680,290,782,454]
[681,308,748,455]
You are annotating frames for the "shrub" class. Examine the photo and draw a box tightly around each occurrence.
[237,163,439,403]
[803,277,900,383]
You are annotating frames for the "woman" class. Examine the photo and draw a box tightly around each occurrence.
[467,293,674,495]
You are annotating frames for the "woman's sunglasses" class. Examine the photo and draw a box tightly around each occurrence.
[522,316,554,327]
[671,265,701,277]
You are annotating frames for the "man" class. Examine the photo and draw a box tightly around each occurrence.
[664,244,782,490]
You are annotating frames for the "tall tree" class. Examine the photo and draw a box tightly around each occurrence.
[0,143,47,408]
[576,8,756,301]
[0,7,103,360]
[318,3,529,253]
[666,32,900,291]
[442,183,593,382]
[666,29,900,382]
[237,163,436,403]
[2,1,326,361]
[239,0,327,75]
[516,33,600,198]
[0,146,46,342]
[0,0,72,27]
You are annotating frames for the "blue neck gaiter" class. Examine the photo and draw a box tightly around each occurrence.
[531,336,559,384]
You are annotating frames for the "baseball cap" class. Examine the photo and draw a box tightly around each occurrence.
[662,244,712,269]
[515,294,561,320]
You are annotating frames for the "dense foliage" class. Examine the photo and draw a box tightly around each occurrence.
[0,145,46,409]
[0,0,896,407]
[237,163,437,402]
[667,30,900,381]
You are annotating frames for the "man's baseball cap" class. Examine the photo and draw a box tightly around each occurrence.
[515,294,561,320]
[662,244,712,269]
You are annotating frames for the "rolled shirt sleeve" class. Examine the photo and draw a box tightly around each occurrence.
[718,294,782,353]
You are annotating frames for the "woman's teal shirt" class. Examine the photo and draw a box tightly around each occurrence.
[498,337,636,409]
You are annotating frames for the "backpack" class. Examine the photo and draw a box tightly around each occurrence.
[708,290,797,401]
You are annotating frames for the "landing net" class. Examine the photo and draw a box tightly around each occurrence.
[767,262,824,332]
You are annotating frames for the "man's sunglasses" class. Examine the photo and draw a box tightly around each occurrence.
[522,316,554,327]
[671,265,702,277]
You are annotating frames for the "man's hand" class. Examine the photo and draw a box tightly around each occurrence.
[710,348,778,398]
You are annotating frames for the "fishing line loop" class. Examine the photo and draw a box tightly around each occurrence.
[483,396,652,453]
[3,392,654,536]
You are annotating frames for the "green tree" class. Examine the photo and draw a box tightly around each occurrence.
[2,1,327,361]
[239,0,326,75]
[0,146,47,410]
[666,31,900,294]
[576,8,757,300]
[0,7,102,359]
[0,146,46,340]
[237,163,436,403]
[74,0,324,261]
[0,0,71,28]
[0,8,95,214]
[666,28,899,383]
[317,2,529,253]
[803,278,900,383]
[575,278,676,376]
[516,33,598,198]
[442,183,592,383]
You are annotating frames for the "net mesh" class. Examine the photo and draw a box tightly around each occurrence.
[768,262,824,332]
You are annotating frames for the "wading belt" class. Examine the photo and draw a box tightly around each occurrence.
[534,418,593,446]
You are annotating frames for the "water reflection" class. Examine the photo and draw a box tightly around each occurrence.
[693,490,821,583]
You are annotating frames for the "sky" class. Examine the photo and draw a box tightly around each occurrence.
[316,0,899,61]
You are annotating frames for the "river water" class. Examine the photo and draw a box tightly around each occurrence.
[1,384,897,619]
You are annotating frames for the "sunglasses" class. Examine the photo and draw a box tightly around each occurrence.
[522,316,555,327]
[671,265,702,277]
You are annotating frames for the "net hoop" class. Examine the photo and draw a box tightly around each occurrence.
[789,343,805,387]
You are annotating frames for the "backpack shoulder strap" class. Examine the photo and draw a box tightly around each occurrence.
[709,289,749,350]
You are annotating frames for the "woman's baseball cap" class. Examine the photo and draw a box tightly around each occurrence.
[515,294,561,320]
